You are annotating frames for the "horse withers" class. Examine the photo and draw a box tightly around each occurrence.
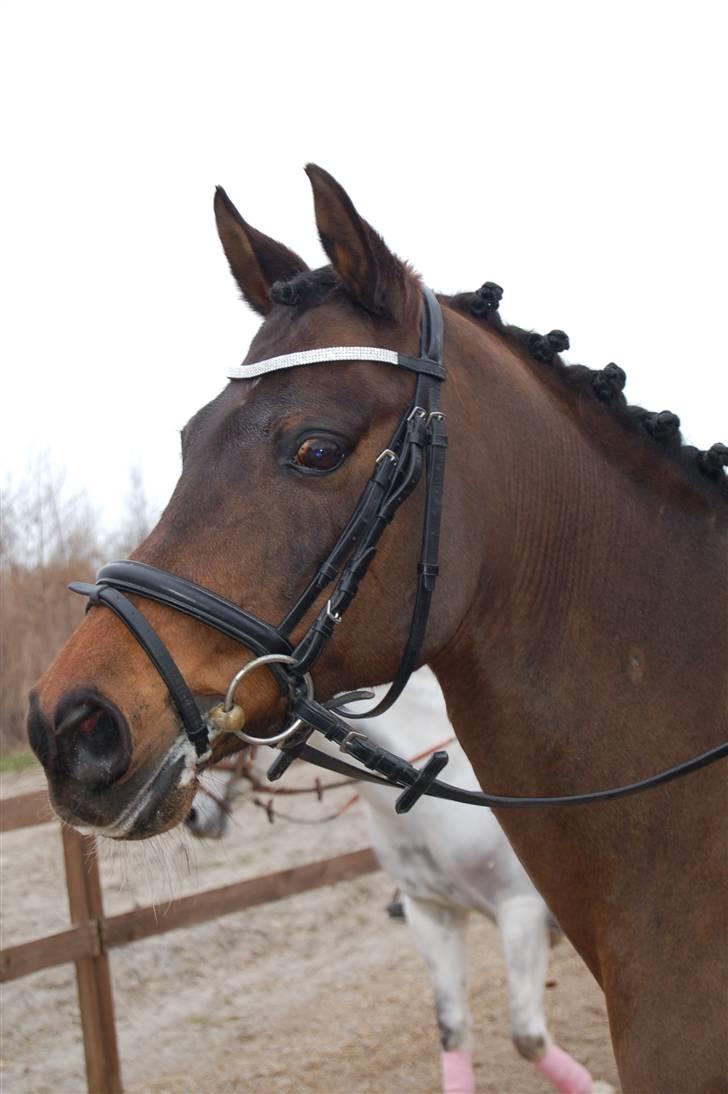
[29,166,727,1092]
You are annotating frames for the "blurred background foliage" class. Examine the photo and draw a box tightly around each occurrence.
[0,460,156,751]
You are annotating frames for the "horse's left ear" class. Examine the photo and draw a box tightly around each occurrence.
[214,186,309,315]
[305,164,409,318]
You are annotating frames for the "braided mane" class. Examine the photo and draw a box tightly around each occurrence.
[451,282,727,500]
[269,270,727,499]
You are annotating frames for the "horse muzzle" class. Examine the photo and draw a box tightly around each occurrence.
[27,688,197,838]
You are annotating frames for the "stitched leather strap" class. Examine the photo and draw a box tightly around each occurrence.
[76,584,211,757]
[278,417,407,637]
[345,290,447,717]
[282,695,728,810]
[83,561,292,657]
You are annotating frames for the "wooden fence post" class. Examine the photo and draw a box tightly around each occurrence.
[61,827,123,1094]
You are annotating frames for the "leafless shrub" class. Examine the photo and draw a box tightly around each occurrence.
[0,460,156,751]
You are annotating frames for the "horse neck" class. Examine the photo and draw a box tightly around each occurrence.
[433,317,727,970]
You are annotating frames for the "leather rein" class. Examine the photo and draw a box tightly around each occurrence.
[70,288,728,814]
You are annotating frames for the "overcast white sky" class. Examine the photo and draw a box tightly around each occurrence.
[1,1,725,530]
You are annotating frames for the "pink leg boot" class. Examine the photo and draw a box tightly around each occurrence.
[534,1041,595,1094]
[535,1044,593,1094]
[441,1049,476,1094]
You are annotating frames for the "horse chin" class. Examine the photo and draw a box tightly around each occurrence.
[50,736,199,841]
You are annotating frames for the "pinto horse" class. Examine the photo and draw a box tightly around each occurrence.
[188,668,615,1094]
[29,166,727,1093]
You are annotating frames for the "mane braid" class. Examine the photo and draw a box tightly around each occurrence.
[450,285,727,501]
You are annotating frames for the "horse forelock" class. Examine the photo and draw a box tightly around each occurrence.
[267,262,424,326]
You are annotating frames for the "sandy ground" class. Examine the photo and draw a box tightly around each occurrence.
[1,764,619,1094]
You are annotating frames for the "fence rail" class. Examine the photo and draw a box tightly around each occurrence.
[0,788,53,832]
[0,787,379,1092]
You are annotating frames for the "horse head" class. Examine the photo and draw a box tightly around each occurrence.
[27,166,482,838]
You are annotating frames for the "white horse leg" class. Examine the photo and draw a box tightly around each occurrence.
[185,770,234,838]
[402,895,476,1094]
[497,897,596,1094]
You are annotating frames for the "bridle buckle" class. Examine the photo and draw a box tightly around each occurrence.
[375,448,398,465]
[325,600,342,625]
[339,730,369,755]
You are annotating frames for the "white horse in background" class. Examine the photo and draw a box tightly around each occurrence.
[188,670,612,1094]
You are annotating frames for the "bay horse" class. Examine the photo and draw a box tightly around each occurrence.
[189,668,615,1094]
[29,166,727,1093]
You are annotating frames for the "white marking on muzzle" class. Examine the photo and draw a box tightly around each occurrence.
[76,735,199,839]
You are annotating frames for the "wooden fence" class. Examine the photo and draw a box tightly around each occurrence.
[0,788,379,1093]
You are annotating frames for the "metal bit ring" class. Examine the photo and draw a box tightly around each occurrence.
[223,654,314,746]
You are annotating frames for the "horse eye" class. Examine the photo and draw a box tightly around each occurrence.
[293,437,345,473]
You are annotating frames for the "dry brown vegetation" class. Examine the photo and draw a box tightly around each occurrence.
[0,461,153,751]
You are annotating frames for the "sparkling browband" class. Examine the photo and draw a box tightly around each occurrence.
[227,346,446,381]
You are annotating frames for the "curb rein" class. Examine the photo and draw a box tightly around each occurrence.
[70,288,728,813]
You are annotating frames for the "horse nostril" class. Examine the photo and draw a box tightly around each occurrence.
[186,807,198,827]
[27,691,55,769]
[57,701,105,738]
[54,692,132,790]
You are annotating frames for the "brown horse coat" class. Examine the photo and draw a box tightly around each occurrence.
[30,167,728,1093]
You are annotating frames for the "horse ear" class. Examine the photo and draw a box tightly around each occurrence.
[213,186,309,316]
[304,164,409,317]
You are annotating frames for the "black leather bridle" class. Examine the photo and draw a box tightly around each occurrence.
[70,288,728,813]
